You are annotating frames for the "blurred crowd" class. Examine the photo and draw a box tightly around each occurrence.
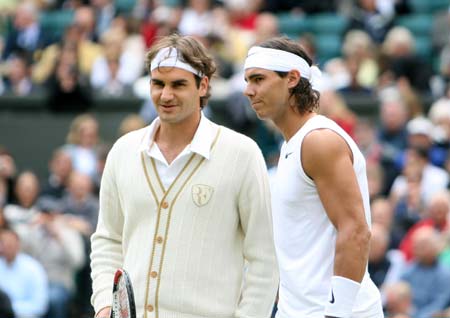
[0,0,450,317]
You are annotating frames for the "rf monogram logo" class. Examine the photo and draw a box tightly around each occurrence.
[192,184,214,207]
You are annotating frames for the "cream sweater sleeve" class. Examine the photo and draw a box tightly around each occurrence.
[235,141,279,318]
[90,143,125,313]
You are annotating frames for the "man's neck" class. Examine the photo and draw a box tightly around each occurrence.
[155,114,201,164]
[275,110,316,142]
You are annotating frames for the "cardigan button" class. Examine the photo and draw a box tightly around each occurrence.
[147,304,154,312]
[161,201,169,209]
[156,236,163,244]
[150,271,158,278]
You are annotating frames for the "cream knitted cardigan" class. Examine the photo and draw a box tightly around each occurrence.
[90,122,279,318]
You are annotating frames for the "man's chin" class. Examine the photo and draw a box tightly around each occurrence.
[255,111,270,121]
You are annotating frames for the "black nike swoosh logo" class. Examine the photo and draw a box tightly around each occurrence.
[330,289,335,304]
[285,152,294,159]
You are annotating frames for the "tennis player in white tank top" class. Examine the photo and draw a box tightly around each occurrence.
[243,37,383,318]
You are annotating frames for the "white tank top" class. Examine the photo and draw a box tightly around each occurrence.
[272,115,382,318]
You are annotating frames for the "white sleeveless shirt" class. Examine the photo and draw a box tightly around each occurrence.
[272,115,382,318]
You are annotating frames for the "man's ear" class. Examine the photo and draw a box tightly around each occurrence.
[199,76,209,97]
[287,69,301,89]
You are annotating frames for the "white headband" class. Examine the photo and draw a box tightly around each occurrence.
[244,46,322,89]
[150,47,203,77]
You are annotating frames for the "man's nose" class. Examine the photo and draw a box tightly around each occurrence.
[244,84,254,97]
[161,86,174,101]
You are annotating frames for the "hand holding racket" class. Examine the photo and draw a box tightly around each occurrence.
[110,269,136,318]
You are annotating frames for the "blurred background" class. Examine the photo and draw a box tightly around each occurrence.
[0,0,450,317]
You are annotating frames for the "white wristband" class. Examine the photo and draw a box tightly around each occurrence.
[324,276,361,318]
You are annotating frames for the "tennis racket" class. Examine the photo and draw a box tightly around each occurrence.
[110,269,136,318]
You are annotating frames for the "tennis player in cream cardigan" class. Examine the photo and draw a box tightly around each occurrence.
[90,34,279,318]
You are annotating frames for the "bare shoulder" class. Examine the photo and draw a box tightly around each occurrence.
[302,129,351,178]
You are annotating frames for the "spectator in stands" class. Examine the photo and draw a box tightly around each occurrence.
[178,0,214,37]
[368,223,405,288]
[354,118,383,165]
[297,33,317,62]
[390,146,448,207]
[0,0,17,16]
[396,78,424,119]
[63,114,99,179]
[32,24,102,84]
[391,160,423,245]
[384,281,415,318]
[0,146,16,206]
[91,142,111,195]
[91,0,115,37]
[428,98,450,162]
[366,161,385,201]
[2,53,38,96]
[108,15,146,76]
[403,116,447,168]
[338,29,378,94]
[90,27,140,95]
[60,171,98,316]
[371,197,403,249]
[401,226,450,318]
[319,89,357,137]
[21,207,85,318]
[223,0,262,32]
[117,114,146,137]
[40,148,73,200]
[379,26,433,92]
[46,42,92,112]
[376,86,409,193]
[194,33,234,80]
[140,4,181,49]
[1,1,49,62]
[0,227,49,317]
[339,58,372,95]
[252,12,279,46]
[432,6,450,53]
[60,172,98,237]
[3,171,40,238]
[0,287,14,318]
[399,191,450,262]
[346,0,394,43]
[73,5,98,42]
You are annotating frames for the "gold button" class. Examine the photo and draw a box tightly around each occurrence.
[161,201,169,209]
[156,236,163,244]
[150,271,158,278]
[147,304,154,312]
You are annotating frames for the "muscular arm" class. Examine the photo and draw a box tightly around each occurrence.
[302,129,371,282]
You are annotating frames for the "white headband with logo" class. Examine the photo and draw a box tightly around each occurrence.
[150,47,204,77]
[244,46,321,89]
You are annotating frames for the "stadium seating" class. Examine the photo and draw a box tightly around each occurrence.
[315,34,342,64]
[277,13,311,38]
[115,0,136,14]
[309,13,348,35]
[39,10,74,42]
[395,14,433,36]
[409,0,449,13]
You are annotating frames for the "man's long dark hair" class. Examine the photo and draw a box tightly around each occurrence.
[258,37,320,115]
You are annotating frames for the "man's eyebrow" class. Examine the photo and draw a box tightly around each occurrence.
[151,78,189,85]
[172,79,189,85]
[246,73,265,82]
